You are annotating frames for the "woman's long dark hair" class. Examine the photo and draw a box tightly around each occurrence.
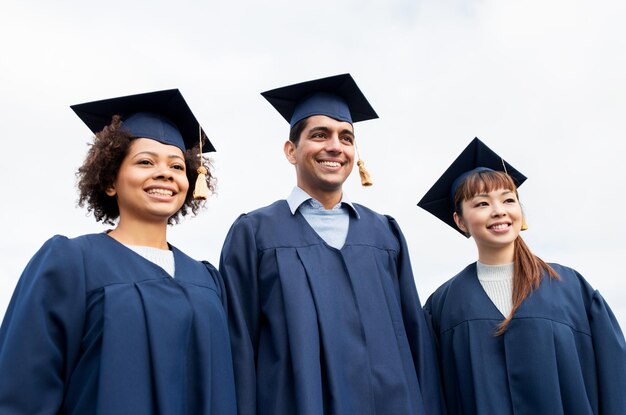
[454,170,559,335]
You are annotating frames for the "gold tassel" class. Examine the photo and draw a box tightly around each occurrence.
[193,165,209,200]
[355,141,372,187]
[357,160,373,187]
[193,125,209,200]
[521,216,529,231]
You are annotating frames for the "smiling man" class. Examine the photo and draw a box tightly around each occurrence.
[219,74,443,415]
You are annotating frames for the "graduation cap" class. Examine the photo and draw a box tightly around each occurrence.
[417,137,527,236]
[261,73,378,127]
[71,89,215,154]
[261,73,378,186]
[71,89,214,199]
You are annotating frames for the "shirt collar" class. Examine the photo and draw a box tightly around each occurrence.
[286,186,360,219]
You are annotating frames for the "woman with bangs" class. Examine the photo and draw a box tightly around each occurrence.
[419,138,626,414]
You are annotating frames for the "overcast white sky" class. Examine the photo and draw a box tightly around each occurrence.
[1,0,625,329]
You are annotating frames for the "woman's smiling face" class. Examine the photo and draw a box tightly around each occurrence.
[107,138,189,225]
[454,187,523,257]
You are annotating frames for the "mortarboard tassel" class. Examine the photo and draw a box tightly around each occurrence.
[193,126,209,200]
[355,142,373,186]
[193,166,209,200]
[357,160,373,186]
[521,216,528,231]
[504,155,526,229]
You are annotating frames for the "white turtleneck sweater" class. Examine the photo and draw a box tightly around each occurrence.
[476,261,513,317]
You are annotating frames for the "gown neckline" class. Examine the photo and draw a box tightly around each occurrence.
[287,200,357,252]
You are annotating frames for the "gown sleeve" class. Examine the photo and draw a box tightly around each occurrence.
[422,296,442,355]
[386,216,446,414]
[219,215,260,415]
[0,235,86,415]
[588,287,626,413]
[202,260,228,315]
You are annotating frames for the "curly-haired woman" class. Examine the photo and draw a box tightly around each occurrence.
[0,89,236,414]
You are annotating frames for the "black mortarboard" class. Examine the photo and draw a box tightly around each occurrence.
[261,73,378,128]
[71,89,214,153]
[417,137,527,236]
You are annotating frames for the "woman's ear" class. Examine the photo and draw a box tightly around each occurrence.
[105,186,116,197]
[453,212,468,234]
[284,140,297,165]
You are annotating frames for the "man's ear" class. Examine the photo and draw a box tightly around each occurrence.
[453,212,468,234]
[284,140,297,165]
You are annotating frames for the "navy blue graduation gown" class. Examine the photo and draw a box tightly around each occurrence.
[424,262,626,414]
[219,200,444,415]
[0,233,237,414]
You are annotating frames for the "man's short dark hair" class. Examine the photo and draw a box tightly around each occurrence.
[288,118,308,145]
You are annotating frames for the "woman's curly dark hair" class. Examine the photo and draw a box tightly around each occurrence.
[77,115,216,225]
